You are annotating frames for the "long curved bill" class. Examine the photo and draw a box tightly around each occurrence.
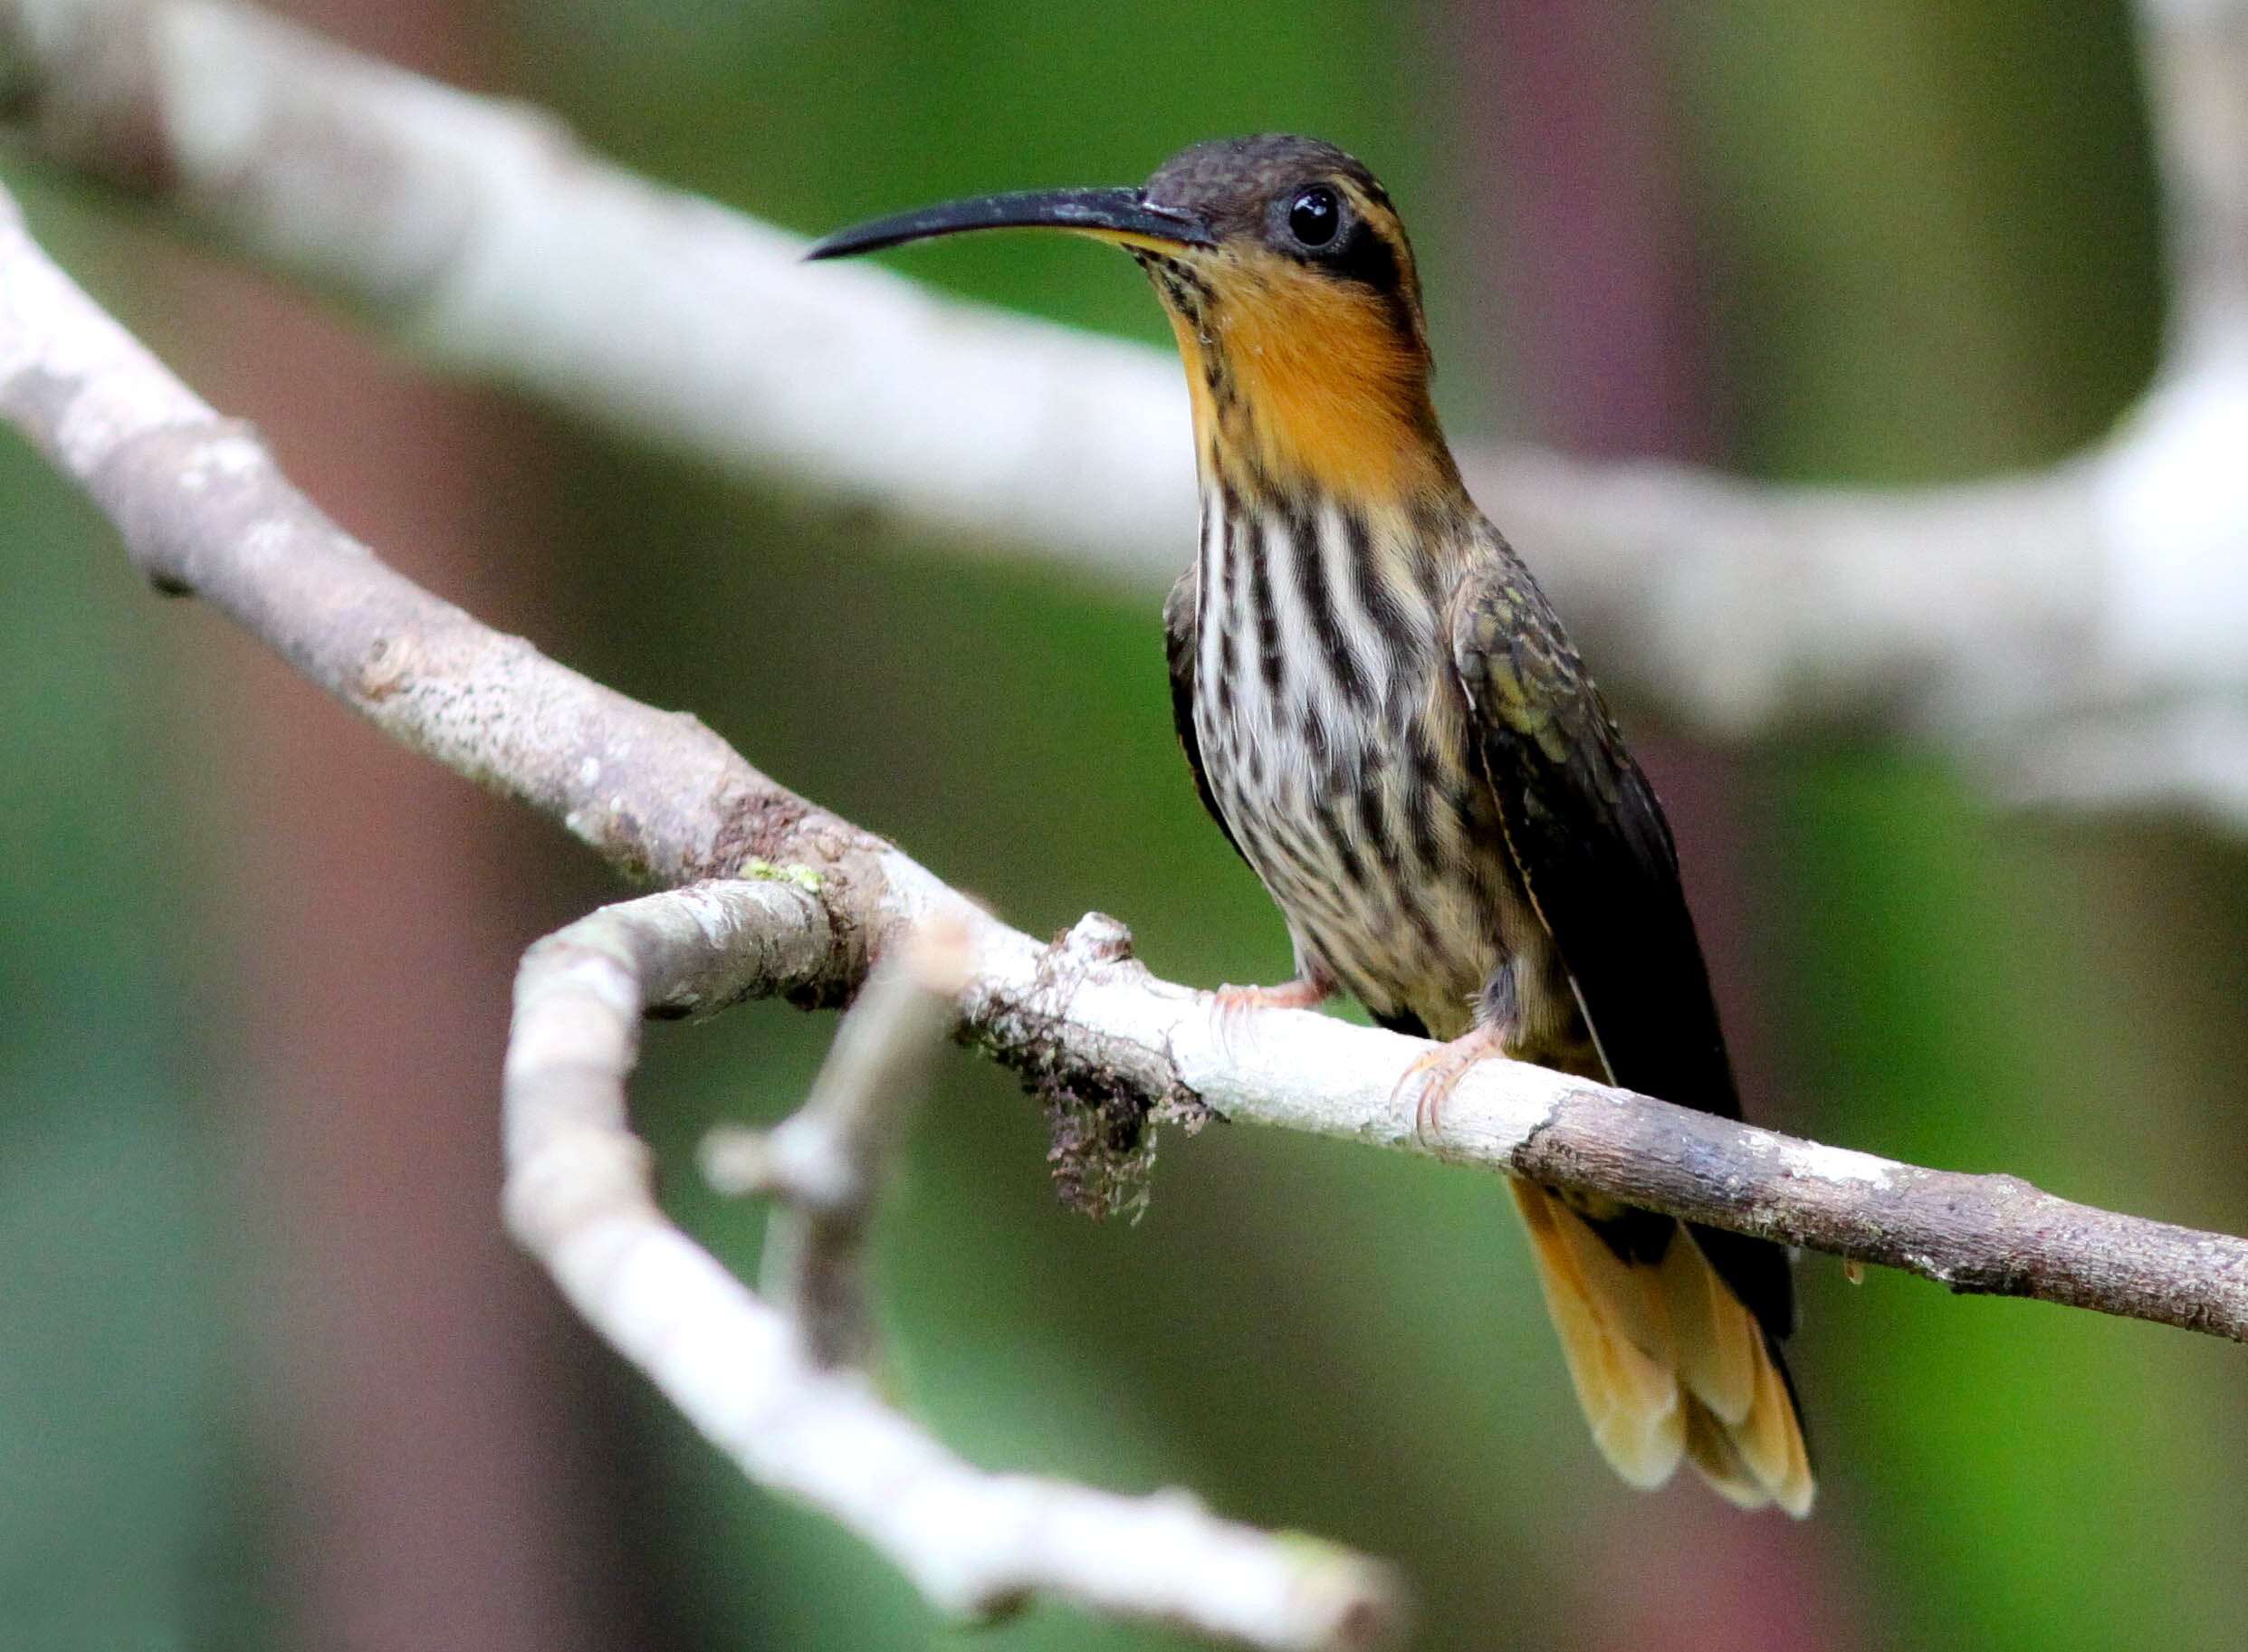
[805,186,1212,261]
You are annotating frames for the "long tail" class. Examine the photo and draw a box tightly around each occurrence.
[1509,1179,1813,1515]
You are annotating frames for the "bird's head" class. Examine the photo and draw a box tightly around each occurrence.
[809,135,1459,504]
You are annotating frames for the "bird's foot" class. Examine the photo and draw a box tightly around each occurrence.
[1210,976,1332,1060]
[1395,1023,1513,1150]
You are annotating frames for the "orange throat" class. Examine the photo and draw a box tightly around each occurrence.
[1158,266,1459,505]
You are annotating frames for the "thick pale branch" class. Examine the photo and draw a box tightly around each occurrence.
[2136,0,2248,352]
[1456,449,2108,741]
[957,914,2248,1342]
[0,177,823,888]
[0,0,1193,587]
[5,0,2248,823]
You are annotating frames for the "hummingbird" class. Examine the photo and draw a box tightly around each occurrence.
[809,134,1813,1515]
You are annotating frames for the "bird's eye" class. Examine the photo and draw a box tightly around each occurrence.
[1287,186,1341,248]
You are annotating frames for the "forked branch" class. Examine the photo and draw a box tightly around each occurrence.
[507,896,1403,1648]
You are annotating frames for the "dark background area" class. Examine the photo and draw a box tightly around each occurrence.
[3,2,2243,1648]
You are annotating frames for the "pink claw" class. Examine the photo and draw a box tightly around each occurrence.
[1208,978,1331,1063]
[1393,1024,1512,1149]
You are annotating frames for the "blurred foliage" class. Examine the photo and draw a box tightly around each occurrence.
[0,406,274,1645]
[2,2,2243,1650]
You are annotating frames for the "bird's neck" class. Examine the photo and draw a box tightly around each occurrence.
[1137,253,1466,507]
[1182,330,1462,508]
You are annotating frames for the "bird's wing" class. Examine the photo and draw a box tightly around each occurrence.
[1449,545,1794,1339]
[1162,561,1246,864]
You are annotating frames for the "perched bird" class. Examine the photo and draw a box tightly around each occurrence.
[809,135,1813,1514]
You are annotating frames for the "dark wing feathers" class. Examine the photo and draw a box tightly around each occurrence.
[1449,549,1795,1341]
[1162,562,1247,864]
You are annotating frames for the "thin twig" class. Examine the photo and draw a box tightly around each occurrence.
[703,921,971,1369]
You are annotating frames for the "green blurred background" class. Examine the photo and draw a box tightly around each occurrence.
[4,1,2244,1648]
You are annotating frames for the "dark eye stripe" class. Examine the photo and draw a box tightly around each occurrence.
[1268,182,1410,305]
[1326,214,1407,303]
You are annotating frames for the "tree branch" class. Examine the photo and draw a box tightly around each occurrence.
[507,893,1405,1649]
[7,15,2248,1641]
[701,921,972,1371]
[5,0,2246,823]
[0,176,1417,1644]
[5,171,2243,1344]
[5,122,2248,1640]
